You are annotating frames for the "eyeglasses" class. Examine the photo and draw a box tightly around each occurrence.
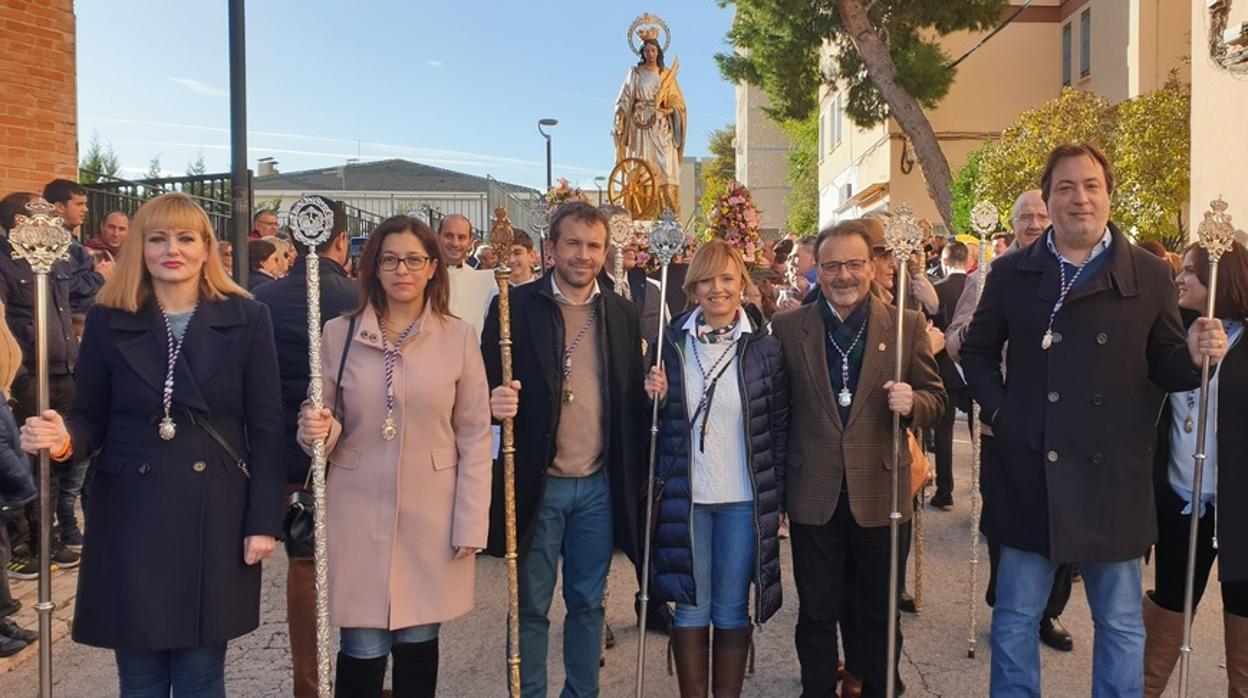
[378,254,433,272]
[819,258,870,275]
[1013,214,1051,224]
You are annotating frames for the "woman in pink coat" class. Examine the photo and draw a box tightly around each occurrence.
[299,215,492,697]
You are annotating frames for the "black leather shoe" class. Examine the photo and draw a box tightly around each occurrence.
[929,492,953,510]
[899,593,917,614]
[0,618,37,644]
[603,620,616,649]
[1040,616,1073,652]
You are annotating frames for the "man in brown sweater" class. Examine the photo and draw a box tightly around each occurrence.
[485,201,649,697]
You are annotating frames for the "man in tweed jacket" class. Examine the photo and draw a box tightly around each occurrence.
[772,219,945,697]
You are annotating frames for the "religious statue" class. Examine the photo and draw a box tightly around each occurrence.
[610,13,687,220]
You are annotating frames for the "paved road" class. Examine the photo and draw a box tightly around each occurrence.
[0,435,1229,696]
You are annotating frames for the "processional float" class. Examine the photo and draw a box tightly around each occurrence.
[287,195,336,697]
[882,206,926,698]
[1177,197,1237,698]
[10,198,72,698]
[965,199,999,660]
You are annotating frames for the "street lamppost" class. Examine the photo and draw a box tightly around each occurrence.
[594,176,607,206]
[538,118,558,191]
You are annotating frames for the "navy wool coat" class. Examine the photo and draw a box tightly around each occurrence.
[65,297,286,650]
[650,312,789,624]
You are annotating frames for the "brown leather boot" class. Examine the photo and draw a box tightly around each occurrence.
[669,626,709,698]
[711,626,751,698]
[1143,591,1185,698]
[1227,612,1248,698]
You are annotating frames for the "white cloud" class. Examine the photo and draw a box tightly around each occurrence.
[169,77,228,99]
[427,60,443,68]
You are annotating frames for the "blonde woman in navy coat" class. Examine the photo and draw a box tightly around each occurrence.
[21,193,285,697]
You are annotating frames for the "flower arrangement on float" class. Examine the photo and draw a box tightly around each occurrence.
[545,178,588,209]
[706,181,767,267]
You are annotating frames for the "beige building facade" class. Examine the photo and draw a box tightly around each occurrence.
[1189,0,1248,231]
[818,0,1193,234]
[734,82,792,237]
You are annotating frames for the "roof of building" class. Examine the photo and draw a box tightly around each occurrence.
[253,158,537,195]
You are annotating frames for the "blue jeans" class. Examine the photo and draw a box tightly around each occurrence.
[991,545,1144,697]
[673,502,755,629]
[114,644,226,698]
[340,623,440,659]
[518,471,612,698]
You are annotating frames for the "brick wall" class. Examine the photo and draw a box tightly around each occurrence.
[0,0,78,197]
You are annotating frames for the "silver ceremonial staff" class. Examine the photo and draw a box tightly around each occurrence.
[10,198,72,698]
[1177,197,1237,698]
[883,205,925,698]
[288,195,335,697]
[965,199,999,659]
[487,206,523,697]
[635,211,685,698]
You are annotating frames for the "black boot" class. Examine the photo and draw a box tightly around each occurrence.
[334,652,386,698]
[391,638,438,698]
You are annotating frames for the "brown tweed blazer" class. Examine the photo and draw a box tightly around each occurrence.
[772,296,945,528]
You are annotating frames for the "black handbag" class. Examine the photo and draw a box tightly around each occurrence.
[283,316,355,559]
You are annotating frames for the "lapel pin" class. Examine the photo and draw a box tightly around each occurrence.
[879,342,886,351]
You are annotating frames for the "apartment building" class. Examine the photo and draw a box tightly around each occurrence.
[817,0,1192,233]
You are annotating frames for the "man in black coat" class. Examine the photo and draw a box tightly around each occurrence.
[484,201,647,697]
[960,144,1229,696]
[253,196,357,698]
[929,241,969,509]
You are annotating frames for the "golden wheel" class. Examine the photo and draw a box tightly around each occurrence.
[608,158,660,220]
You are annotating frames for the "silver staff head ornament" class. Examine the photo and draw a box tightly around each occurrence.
[1197,197,1236,264]
[289,195,335,249]
[10,198,71,273]
[628,13,671,56]
[884,204,925,261]
[649,210,684,267]
[489,206,515,263]
[970,200,1000,238]
[605,206,634,250]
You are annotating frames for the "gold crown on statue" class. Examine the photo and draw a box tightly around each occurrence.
[627,13,671,56]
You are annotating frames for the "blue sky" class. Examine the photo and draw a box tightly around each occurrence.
[76,1,737,191]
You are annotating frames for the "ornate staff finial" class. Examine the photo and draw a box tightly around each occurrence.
[1197,197,1236,263]
[288,195,335,249]
[970,200,1000,238]
[649,210,684,266]
[607,208,634,250]
[884,204,925,261]
[10,198,71,273]
[489,205,514,254]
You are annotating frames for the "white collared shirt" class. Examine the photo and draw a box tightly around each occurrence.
[681,306,753,504]
[550,273,601,306]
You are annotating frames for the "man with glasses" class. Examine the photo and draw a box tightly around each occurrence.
[772,218,945,697]
[437,213,497,339]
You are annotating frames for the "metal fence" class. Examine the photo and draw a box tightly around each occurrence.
[82,171,246,242]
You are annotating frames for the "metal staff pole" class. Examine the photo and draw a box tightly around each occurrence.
[635,211,686,698]
[488,206,524,697]
[965,199,999,659]
[11,198,72,698]
[288,196,336,697]
[1177,197,1236,697]
[882,205,925,698]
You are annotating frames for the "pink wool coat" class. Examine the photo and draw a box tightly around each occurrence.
[311,305,492,629]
